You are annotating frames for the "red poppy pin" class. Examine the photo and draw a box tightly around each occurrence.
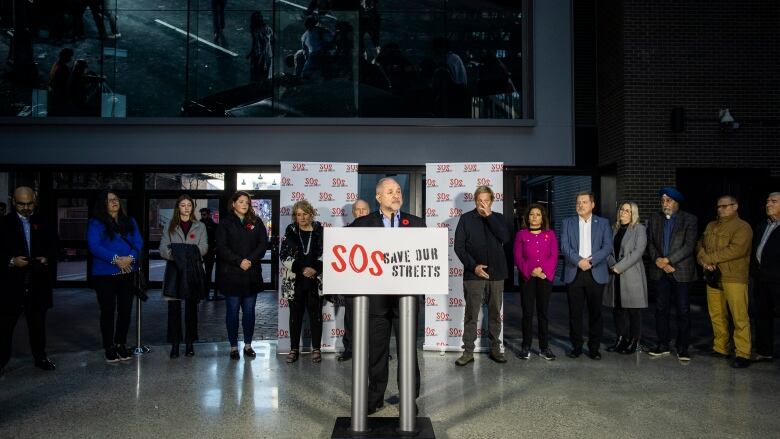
[246,223,255,231]
[32,224,39,230]
[401,218,410,226]
[189,233,196,240]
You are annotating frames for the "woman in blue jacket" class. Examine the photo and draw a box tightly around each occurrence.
[87,190,143,363]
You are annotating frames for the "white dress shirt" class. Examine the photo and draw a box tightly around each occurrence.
[578,215,592,259]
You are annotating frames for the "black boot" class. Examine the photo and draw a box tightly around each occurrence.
[185,343,195,357]
[606,336,624,353]
[170,344,180,359]
[619,338,639,354]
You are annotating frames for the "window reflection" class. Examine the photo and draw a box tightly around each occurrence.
[2,1,526,119]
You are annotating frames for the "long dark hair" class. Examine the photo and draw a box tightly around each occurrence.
[92,189,135,238]
[523,203,550,230]
[168,194,197,236]
[231,191,258,224]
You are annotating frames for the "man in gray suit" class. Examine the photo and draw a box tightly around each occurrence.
[645,187,698,361]
[561,191,613,359]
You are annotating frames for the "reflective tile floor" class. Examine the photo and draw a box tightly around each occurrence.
[3,338,780,439]
[4,288,780,438]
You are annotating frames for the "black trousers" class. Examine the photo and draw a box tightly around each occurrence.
[94,274,134,350]
[289,280,323,351]
[613,308,642,339]
[167,300,199,344]
[368,308,420,411]
[0,299,47,369]
[521,277,552,349]
[342,295,353,354]
[567,270,604,351]
[203,253,216,293]
[754,278,780,356]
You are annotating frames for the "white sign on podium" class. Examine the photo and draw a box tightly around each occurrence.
[322,228,449,296]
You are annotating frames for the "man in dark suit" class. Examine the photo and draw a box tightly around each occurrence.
[0,186,58,373]
[200,207,222,300]
[350,178,424,415]
[752,192,780,362]
[645,187,698,360]
[560,191,613,360]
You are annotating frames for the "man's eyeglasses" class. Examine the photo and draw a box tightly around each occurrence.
[15,201,34,207]
[717,203,735,209]
[107,198,121,203]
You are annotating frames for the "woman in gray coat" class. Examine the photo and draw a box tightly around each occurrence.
[604,201,648,354]
[159,195,209,358]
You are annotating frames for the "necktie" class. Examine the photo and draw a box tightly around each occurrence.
[391,213,395,228]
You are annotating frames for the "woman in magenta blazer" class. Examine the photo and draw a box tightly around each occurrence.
[514,203,559,360]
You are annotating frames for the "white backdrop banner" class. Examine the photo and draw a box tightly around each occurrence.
[322,228,449,295]
[278,161,358,353]
[423,162,504,352]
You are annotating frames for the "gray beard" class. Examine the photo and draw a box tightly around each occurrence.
[662,207,676,217]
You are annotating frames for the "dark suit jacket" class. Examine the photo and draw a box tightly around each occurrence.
[348,210,426,316]
[216,213,269,296]
[751,219,780,282]
[0,212,59,309]
[560,215,613,284]
[645,210,698,282]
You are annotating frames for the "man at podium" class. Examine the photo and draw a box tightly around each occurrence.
[349,177,425,415]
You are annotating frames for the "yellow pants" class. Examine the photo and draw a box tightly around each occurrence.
[707,282,752,359]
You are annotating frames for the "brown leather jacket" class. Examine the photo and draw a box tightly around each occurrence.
[697,214,753,284]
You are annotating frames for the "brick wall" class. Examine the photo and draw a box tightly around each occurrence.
[597,0,780,218]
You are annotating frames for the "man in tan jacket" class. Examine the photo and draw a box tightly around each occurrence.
[697,195,753,368]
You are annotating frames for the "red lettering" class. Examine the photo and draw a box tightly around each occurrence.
[369,250,384,276]
[331,245,347,272]
[349,244,368,273]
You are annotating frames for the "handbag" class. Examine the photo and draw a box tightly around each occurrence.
[132,267,150,302]
[703,267,722,289]
[121,235,149,302]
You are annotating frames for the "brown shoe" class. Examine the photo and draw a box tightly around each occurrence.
[489,351,507,363]
[312,349,322,363]
[286,350,299,364]
[455,351,474,366]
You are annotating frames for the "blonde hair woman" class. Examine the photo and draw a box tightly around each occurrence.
[280,199,324,364]
[604,201,648,354]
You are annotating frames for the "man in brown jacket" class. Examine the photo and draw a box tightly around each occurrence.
[697,195,753,368]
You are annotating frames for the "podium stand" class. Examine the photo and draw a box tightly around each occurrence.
[331,296,435,439]
[323,227,446,439]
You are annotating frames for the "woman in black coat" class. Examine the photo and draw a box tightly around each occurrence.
[216,191,269,360]
[280,199,324,364]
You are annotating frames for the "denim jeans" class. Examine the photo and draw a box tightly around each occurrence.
[225,295,257,347]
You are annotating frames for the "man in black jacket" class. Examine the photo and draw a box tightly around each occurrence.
[645,187,698,361]
[350,177,424,415]
[453,185,510,366]
[752,192,780,361]
[200,208,222,300]
[0,187,59,373]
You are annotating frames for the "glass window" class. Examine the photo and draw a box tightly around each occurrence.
[2,1,528,120]
[145,173,225,190]
[53,172,133,190]
[237,173,281,190]
[57,248,88,281]
[57,198,89,240]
